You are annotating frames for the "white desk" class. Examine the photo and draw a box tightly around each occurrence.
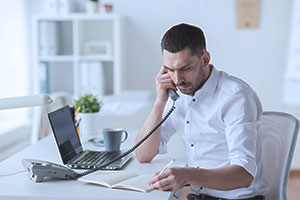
[0,130,187,200]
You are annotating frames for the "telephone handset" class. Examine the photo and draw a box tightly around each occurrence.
[167,88,180,101]
[22,88,179,182]
[164,68,180,101]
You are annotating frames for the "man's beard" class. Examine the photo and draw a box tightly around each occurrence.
[177,82,194,95]
[177,76,205,96]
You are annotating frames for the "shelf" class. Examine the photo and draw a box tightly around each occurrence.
[39,55,114,62]
[33,14,121,96]
[38,20,73,56]
[34,13,116,21]
[78,55,114,62]
[39,55,74,62]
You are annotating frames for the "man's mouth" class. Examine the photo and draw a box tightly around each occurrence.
[178,83,190,90]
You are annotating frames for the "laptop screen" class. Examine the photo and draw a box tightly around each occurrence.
[48,106,83,164]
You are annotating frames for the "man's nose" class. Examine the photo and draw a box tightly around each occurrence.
[173,71,183,85]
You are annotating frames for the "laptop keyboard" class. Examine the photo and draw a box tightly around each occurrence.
[74,151,120,166]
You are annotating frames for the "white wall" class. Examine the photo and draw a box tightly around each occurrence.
[116,0,291,110]
[27,0,300,168]
[115,0,300,168]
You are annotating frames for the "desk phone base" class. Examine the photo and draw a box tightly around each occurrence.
[22,159,79,183]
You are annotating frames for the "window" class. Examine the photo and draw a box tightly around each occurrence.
[0,1,29,135]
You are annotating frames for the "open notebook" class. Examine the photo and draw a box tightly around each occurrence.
[78,171,154,193]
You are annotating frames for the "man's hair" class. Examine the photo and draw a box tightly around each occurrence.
[161,23,206,56]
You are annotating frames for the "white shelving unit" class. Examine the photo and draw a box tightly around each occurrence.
[32,14,121,98]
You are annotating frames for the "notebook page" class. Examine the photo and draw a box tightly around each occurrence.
[79,171,138,188]
[113,174,154,192]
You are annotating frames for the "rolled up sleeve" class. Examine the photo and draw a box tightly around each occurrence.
[223,91,262,178]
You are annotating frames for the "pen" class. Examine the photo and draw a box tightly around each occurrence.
[75,118,82,127]
[159,159,175,175]
[75,118,82,139]
[74,106,80,120]
[76,126,80,139]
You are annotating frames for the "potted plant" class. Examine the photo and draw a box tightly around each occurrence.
[74,94,103,143]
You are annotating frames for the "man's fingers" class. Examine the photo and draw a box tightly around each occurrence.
[152,174,178,191]
[156,71,170,81]
[148,174,160,185]
[158,66,169,75]
[150,168,186,191]
[158,77,173,84]
[148,176,157,185]
[157,183,174,191]
[148,170,169,185]
[154,179,182,191]
[156,77,176,92]
[153,178,170,189]
[153,171,160,176]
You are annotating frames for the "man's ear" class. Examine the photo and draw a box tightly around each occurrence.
[202,51,210,66]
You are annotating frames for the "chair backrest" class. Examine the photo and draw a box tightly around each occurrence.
[260,112,299,200]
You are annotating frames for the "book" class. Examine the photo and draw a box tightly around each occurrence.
[78,171,154,193]
[90,62,105,96]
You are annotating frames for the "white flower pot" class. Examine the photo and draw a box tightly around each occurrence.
[77,112,101,143]
[86,1,99,14]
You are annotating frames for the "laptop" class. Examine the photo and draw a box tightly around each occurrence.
[48,105,131,170]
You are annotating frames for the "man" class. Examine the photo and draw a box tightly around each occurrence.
[135,23,267,200]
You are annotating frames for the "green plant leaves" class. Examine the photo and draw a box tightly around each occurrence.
[74,94,102,113]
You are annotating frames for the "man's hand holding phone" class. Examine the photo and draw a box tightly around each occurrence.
[155,66,177,105]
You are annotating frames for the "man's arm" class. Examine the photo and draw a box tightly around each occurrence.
[135,67,176,163]
[149,165,253,191]
[135,101,166,163]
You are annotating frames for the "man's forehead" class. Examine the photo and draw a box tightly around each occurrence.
[163,51,196,70]
[162,48,193,56]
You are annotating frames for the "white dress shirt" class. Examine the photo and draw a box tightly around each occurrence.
[159,66,268,199]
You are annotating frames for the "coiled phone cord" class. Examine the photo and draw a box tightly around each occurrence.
[76,101,176,179]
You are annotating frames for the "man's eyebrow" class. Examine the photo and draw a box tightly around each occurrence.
[164,64,192,71]
[163,65,173,70]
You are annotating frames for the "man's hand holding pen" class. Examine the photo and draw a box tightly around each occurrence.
[148,159,189,191]
[149,166,190,191]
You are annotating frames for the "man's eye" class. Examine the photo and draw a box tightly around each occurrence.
[182,67,190,71]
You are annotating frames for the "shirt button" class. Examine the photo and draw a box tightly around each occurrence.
[186,121,190,124]
[191,144,194,147]
[192,99,196,102]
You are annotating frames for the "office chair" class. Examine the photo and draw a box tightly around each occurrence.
[260,111,299,200]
